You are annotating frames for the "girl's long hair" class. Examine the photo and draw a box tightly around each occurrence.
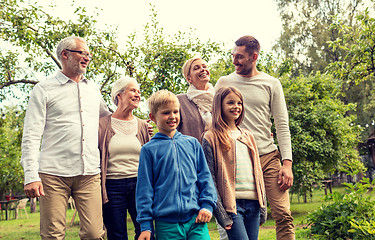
[211,87,244,152]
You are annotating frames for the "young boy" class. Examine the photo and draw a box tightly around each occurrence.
[136,90,217,240]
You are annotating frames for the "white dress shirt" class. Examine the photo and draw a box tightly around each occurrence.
[21,71,110,185]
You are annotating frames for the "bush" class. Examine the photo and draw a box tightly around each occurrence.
[349,218,375,239]
[306,178,375,239]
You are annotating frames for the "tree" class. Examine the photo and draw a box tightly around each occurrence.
[0,107,24,200]
[0,0,225,107]
[326,7,375,139]
[111,6,225,100]
[0,0,119,104]
[281,72,362,201]
[273,0,372,77]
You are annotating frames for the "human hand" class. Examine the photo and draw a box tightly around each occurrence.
[195,209,212,223]
[224,224,232,230]
[138,231,151,240]
[147,119,154,136]
[278,159,293,191]
[24,181,45,198]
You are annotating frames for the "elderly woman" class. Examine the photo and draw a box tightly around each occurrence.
[177,57,215,143]
[98,77,153,240]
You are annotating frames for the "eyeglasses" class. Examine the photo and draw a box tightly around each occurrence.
[65,49,93,60]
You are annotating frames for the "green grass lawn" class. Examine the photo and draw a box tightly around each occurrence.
[0,186,369,240]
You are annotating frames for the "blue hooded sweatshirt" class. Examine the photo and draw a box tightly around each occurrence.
[136,131,217,232]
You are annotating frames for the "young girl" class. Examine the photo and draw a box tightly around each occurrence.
[202,87,266,240]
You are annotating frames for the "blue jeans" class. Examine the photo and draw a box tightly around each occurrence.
[226,199,260,240]
[103,178,154,240]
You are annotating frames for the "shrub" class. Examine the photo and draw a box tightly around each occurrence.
[306,178,375,239]
[349,218,375,239]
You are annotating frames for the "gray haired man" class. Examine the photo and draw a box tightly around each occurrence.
[21,36,109,239]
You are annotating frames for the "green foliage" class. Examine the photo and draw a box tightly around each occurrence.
[282,73,361,200]
[283,73,361,170]
[117,4,225,99]
[209,50,234,85]
[257,52,293,78]
[327,8,375,85]
[290,160,324,203]
[339,157,367,177]
[326,7,375,140]
[257,51,278,75]
[0,50,37,102]
[0,0,122,104]
[0,106,25,199]
[273,0,372,77]
[306,178,375,239]
[349,218,375,239]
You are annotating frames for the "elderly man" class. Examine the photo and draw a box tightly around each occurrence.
[215,35,295,240]
[21,36,109,239]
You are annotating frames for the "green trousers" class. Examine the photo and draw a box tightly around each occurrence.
[155,215,210,240]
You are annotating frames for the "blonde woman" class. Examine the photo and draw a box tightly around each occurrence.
[177,57,215,143]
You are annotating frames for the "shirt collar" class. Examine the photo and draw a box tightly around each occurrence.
[56,71,88,85]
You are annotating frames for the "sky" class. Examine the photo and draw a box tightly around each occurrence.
[39,0,282,52]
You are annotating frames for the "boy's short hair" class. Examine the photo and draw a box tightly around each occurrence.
[148,89,180,115]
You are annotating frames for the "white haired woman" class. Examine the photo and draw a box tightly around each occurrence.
[98,77,154,240]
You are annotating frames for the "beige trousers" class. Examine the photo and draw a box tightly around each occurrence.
[39,173,105,240]
[261,150,295,240]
